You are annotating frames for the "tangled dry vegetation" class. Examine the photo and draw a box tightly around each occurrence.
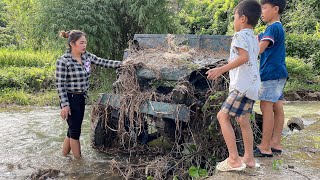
[90,35,261,179]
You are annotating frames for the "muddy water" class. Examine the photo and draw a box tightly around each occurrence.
[0,102,319,180]
[0,106,121,180]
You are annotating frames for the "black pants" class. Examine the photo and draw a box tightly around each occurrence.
[66,93,85,140]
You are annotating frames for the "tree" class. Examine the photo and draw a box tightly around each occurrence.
[2,0,179,58]
[0,0,15,47]
[178,0,238,35]
[283,0,319,34]
[2,0,39,47]
[0,0,6,27]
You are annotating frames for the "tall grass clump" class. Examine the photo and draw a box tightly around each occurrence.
[0,48,60,67]
[0,66,55,91]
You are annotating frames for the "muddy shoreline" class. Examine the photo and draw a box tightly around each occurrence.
[285,91,320,101]
[208,113,320,180]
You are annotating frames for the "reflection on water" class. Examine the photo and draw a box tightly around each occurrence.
[0,102,319,180]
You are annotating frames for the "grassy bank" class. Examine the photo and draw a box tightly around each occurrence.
[285,57,320,92]
[0,48,319,106]
[0,48,117,106]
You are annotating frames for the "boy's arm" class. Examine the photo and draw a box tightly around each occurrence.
[206,47,248,80]
[258,25,275,54]
[259,40,270,54]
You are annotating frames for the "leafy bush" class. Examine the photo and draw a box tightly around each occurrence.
[0,66,55,91]
[286,34,320,59]
[310,51,320,73]
[0,88,30,105]
[0,27,14,47]
[285,57,320,92]
[286,57,314,78]
[283,1,318,34]
[0,0,7,27]
[286,33,320,71]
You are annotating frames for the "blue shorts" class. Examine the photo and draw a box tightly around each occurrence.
[259,78,287,103]
[221,90,255,117]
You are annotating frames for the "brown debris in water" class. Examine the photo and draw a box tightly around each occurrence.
[29,169,62,180]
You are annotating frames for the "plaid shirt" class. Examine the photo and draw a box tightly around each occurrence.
[56,49,122,107]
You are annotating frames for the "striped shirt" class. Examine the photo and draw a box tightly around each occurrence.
[56,49,122,107]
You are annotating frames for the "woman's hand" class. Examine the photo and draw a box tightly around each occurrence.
[60,106,71,120]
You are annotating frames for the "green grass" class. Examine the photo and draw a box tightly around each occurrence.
[0,88,59,106]
[285,78,320,92]
[0,48,60,67]
[0,66,55,91]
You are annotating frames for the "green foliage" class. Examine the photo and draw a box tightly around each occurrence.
[286,57,314,78]
[188,166,208,179]
[209,92,224,101]
[147,176,154,180]
[0,66,55,91]
[0,27,14,47]
[178,0,237,35]
[0,48,59,67]
[0,0,7,27]
[0,47,116,105]
[283,1,318,34]
[0,88,59,105]
[0,88,30,105]
[2,0,39,48]
[285,57,320,92]
[3,0,178,58]
[88,67,117,100]
[272,159,283,171]
[0,1,14,47]
[310,51,320,72]
[127,0,178,34]
[1,0,320,106]
[286,33,320,70]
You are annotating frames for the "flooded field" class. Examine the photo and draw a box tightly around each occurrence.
[0,102,319,180]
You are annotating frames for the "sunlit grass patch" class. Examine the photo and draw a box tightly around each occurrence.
[0,88,59,106]
[0,48,60,67]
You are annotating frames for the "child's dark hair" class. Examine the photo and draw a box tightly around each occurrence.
[261,0,287,14]
[59,30,86,48]
[235,0,261,27]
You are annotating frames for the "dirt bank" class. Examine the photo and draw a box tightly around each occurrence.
[285,91,320,101]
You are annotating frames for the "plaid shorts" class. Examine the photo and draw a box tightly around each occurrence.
[221,90,255,117]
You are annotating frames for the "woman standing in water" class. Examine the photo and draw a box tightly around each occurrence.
[56,30,122,159]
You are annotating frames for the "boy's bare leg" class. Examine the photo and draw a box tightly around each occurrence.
[237,114,256,167]
[258,101,274,154]
[271,100,284,150]
[62,137,71,156]
[70,138,82,159]
[217,111,242,167]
